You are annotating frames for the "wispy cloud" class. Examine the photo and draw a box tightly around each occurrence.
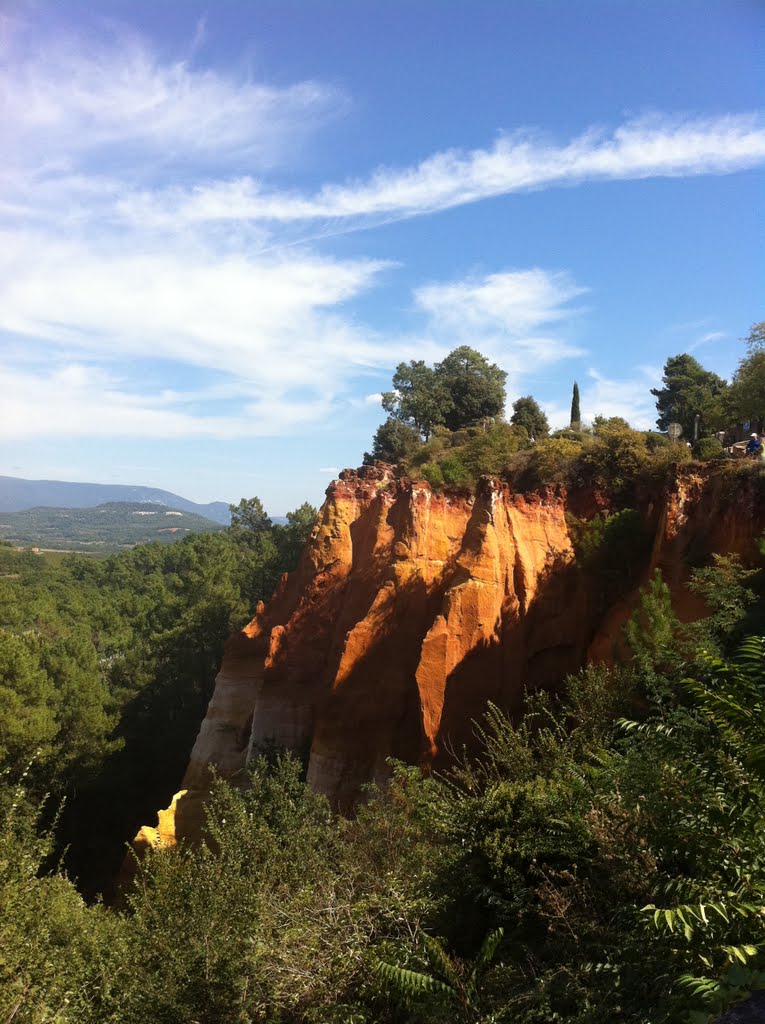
[0,361,340,441]
[0,230,390,389]
[0,20,757,445]
[413,269,587,376]
[115,113,765,231]
[0,25,343,173]
[544,365,661,431]
[688,330,728,352]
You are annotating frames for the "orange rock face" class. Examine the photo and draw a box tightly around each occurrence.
[138,462,765,845]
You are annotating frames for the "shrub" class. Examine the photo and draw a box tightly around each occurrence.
[439,454,472,488]
[569,508,653,611]
[418,462,445,488]
[460,423,527,478]
[693,435,725,460]
[364,418,421,465]
[510,436,584,489]
[645,431,672,452]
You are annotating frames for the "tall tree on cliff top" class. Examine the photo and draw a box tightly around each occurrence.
[570,381,581,430]
[511,395,549,438]
[650,353,727,438]
[382,360,451,439]
[436,346,507,431]
[726,322,765,432]
[382,347,507,438]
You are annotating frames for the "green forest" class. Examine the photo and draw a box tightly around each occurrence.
[0,499,316,895]
[2,328,765,1023]
[0,501,225,552]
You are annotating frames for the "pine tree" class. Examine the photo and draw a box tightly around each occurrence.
[570,381,581,429]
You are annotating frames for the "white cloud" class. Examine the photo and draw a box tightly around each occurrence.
[318,467,340,474]
[416,268,586,336]
[0,361,339,441]
[0,230,391,390]
[544,366,661,431]
[118,113,765,230]
[0,25,342,173]
[413,269,587,374]
[0,22,755,447]
[688,330,727,352]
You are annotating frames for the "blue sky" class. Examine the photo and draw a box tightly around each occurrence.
[0,0,762,514]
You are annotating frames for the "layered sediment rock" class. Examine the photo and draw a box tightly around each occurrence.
[137,462,765,847]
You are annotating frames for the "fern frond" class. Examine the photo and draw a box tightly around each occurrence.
[421,933,460,990]
[470,926,504,979]
[373,960,453,1001]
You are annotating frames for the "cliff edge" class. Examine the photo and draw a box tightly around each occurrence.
[137,462,765,847]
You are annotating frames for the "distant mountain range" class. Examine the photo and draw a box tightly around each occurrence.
[0,475,231,524]
[0,501,225,552]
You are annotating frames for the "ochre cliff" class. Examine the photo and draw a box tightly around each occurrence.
[137,462,765,848]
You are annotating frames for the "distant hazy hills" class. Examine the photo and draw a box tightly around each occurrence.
[0,501,225,552]
[0,475,231,524]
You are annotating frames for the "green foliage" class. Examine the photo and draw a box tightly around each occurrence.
[439,453,472,488]
[0,775,125,1024]
[460,423,528,478]
[579,423,664,495]
[511,394,549,438]
[382,359,451,439]
[593,414,631,433]
[272,501,317,568]
[727,348,765,432]
[3,457,765,1022]
[0,495,316,891]
[365,416,422,463]
[651,353,728,438]
[381,346,507,439]
[570,380,581,428]
[511,435,584,488]
[375,927,504,1022]
[418,462,445,488]
[693,436,726,460]
[687,554,760,656]
[229,494,272,533]
[570,508,652,612]
[623,569,679,674]
[437,346,507,431]
[744,321,765,354]
[724,322,765,431]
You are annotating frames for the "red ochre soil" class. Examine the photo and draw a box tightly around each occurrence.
[134,462,765,850]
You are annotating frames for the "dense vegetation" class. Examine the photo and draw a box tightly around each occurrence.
[367,325,765,493]
[0,500,316,892]
[0,501,225,552]
[2,326,765,1022]
[1,543,764,1023]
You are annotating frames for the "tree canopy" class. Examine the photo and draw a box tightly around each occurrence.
[570,381,581,429]
[382,346,507,438]
[727,323,765,432]
[651,353,727,438]
[510,395,549,438]
[436,346,507,431]
[382,360,451,439]
[365,417,422,464]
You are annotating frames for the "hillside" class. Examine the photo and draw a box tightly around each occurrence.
[143,459,765,842]
[0,501,225,552]
[0,475,231,523]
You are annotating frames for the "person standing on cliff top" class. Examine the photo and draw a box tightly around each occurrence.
[745,433,761,457]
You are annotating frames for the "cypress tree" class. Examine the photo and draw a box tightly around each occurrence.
[570,381,581,429]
